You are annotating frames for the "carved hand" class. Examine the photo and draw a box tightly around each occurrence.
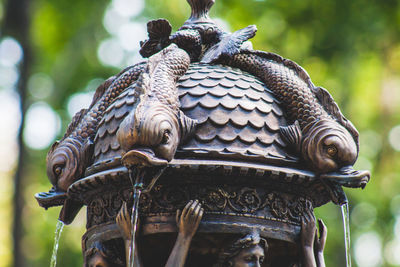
[314,219,327,267]
[176,200,204,239]
[165,200,204,267]
[314,219,327,253]
[301,209,316,248]
[116,201,132,241]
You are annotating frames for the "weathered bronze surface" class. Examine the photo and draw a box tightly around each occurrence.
[36,0,370,266]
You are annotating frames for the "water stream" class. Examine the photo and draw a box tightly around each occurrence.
[341,202,352,267]
[50,220,64,267]
[127,167,165,266]
[129,186,142,267]
[128,168,145,267]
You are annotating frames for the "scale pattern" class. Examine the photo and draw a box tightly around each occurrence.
[221,52,332,128]
[93,63,298,165]
[176,63,297,164]
[94,83,142,162]
[72,62,146,139]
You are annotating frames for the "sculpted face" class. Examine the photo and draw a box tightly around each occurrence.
[302,120,358,174]
[231,245,265,267]
[46,138,82,192]
[118,104,180,166]
[87,253,110,267]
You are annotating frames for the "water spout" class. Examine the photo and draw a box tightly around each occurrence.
[341,202,352,267]
[50,220,64,267]
[128,168,145,267]
[126,166,166,267]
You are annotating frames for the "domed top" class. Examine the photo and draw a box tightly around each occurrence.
[176,64,298,165]
[93,63,299,168]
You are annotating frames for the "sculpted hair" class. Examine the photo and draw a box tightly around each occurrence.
[215,232,268,267]
[84,241,124,267]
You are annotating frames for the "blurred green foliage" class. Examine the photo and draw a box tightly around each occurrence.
[1,0,400,266]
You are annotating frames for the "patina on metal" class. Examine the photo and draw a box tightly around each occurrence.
[36,0,370,266]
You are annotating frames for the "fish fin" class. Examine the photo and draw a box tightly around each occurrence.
[140,39,171,58]
[226,25,257,55]
[88,76,116,109]
[147,19,172,40]
[140,19,172,58]
[82,138,94,167]
[314,86,359,148]
[170,29,202,61]
[64,108,87,138]
[178,110,198,142]
[201,25,257,63]
[279,120,302,151]
[47,140,60,160]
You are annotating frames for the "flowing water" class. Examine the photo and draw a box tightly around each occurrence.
[129,186,142,267]
[341,202,351,267]
[127,167,165,267]
[128,168,145,267]
[50,220,64,267]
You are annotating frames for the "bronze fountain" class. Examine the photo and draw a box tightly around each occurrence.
[36,0,370,266]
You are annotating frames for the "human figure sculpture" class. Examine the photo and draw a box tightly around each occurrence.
[116,197,326,267]
[211,209,327,267]
[116,199,204,267]
[84,241,124,267]
[300,209,327,267]
[215,232,267,267]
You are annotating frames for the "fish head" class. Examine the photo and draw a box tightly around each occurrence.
[119,104,180,167]
[302,119,358,174]
[46,137,93,192]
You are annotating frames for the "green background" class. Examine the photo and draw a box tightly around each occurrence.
[1,0,400,266]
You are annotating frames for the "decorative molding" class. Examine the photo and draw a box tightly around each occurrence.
[86,183,312,228]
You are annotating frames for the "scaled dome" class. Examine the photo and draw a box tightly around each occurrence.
[94,63,298,167]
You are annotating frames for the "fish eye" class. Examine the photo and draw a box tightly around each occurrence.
[54,165,63,176]
[326,145,338,157]
[161,130,170,144]
[244,256,253,262]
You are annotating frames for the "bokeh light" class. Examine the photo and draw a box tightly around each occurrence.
[390,195,400,216]
[213,18,231,33]
[384,239,400,265]
[1,0,400,266]
[0,65,19,89]
[0,37,23,67]
[97,37,125,67]
[98,0,146,68]
[117,22,147,51]
[353,155,373,172]
[359,130,382,159]
[27,73,54,100]
[394,215,400,239]
[351,202,377,229]
[112,0,144,18]
[67,91,95,118]
[0,90,21,172]
[103,4,130,35]
[23,102,61,150]
[388,125,400,151]
[354,232,382,267]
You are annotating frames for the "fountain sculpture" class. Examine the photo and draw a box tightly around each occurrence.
[36,0,370,266]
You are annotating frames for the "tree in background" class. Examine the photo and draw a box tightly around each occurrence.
[1,0,400,266]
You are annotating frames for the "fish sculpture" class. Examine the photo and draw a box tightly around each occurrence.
[117,44,197,167]
[136,0,367,182]
[201,24,257,64]
[215,48,369,182]
[46,62,146,192]
[139,0,226,61]
[139,18,203,62]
